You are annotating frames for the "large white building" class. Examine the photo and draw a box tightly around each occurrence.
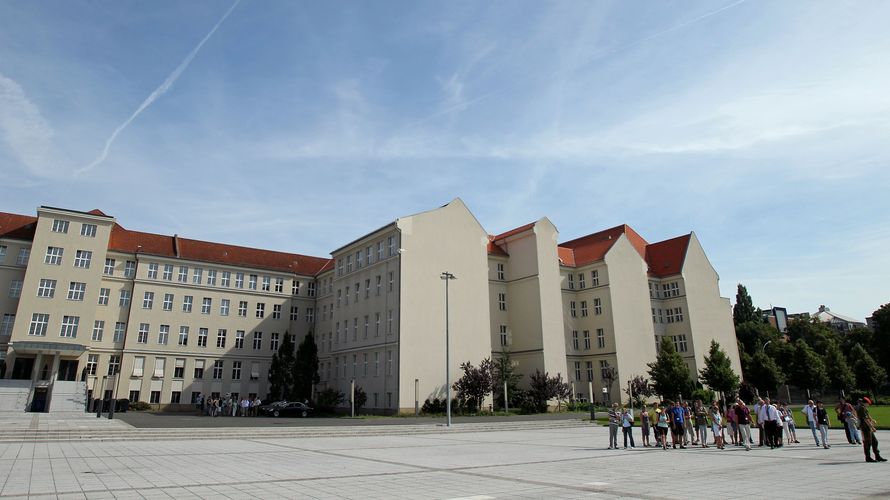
[0,200,740,413]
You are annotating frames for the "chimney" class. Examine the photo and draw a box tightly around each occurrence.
[173,234,181,258]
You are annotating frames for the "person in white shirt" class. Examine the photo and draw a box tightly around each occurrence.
[240,397,250,417]
[753,398,764,447]
[801,400,820,446]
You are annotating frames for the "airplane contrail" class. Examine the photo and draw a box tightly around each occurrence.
[77,0,241,175]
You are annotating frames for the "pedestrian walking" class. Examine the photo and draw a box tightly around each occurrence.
[734,399,752,451]
[802,400,820,446]
[837,398,856,444]
[622,407,636,449]
[607,403,620,449]
[816,400,831,449]
[640,404,652,447]
[857,397,886,462]
[670,401,686,449]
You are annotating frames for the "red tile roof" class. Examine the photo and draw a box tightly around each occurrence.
[108,224,331,276]
[0,212,38,241]
[487,222,536,256]
[557,246,575,266]
[645,234,691,277]
[559,224,649,267]
[487,236,509,257]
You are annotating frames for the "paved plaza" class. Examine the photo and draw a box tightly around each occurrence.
[1,413,889,499]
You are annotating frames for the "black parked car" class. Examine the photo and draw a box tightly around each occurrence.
[258,401,313,417]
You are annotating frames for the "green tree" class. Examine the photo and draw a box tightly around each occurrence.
[551,373,573,411]
[292,333,320,401]
[624,375,656,407]
[353,386,368,414]
[871,303,890,373]
[452,358,494,413]
[786,339,828,391]
[746,351,784,395]
[735,321,780,357]
[647,337,692,400]
[785,318,839,355]
[699,340,740,402]
[850,343,888,394]
[493,349,523,410]
[267,332,295,401]
[733,284,758,325]
[842,327,875,359]
[823,340,856,391]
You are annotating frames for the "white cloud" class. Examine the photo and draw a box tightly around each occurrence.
[0,73,55,176]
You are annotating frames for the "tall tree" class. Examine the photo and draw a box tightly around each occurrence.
[842,327,875,359]
[267,332,295,401]
[699,340,741,401]
[871,303,890,374]
[785,318,839,355]
[493,349,523,409]
[823,340,856,391]
[647,337,692,400]
[735,321,780,358]
[733,284,758,325]
[786,339,828,391]
[292,333,320,401]
[746,351,783,395]
[850,343,888,394]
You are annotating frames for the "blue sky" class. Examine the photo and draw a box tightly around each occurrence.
[1,1,888,320]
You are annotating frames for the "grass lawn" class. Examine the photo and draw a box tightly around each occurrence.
[790,405,890,431]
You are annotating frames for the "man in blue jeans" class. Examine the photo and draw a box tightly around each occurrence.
[801,399,821,446]
[670,401,687,449]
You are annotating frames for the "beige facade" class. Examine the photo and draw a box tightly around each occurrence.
[1,200,740,413]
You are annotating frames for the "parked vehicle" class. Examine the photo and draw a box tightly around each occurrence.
[258,401,312,418]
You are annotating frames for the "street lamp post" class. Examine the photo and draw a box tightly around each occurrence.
[441,271,456,427]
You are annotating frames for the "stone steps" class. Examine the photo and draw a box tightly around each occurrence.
[0,419,588,443]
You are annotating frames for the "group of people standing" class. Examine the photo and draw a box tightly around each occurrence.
[605,396,884,462]
[195,393,262,417]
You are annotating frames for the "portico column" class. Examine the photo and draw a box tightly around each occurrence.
[30,353,44,383]
[45,353,61,412]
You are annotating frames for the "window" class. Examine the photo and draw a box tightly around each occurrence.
[567,274,574,289]
[256,303,265,318]
[52,219,69,233]
[235,330,245,349]
[575,361,581,381]
[499,325,508,346]
[220,299,230,316]
[98,287,110,305]
[107,355,121,376]
[594,298,602,315]
[80,223,97,237]
[652,308,657,324]
[37,278,56,298]
[174,359,185,378]
[162,293,173,311]
[216,329,227,348]
[153,357,166,378]
[353,317,358,340]
[388,236,396,256]
[148,391,160,404]
[60,316,79,338]
[306,308,314,323]
[252,331,262,350]
[600,360,611,380]
[0,314,15,336]
[272,304,281,319]
[104,258,115,275]
[197,328,208,347]
[354,282,359,302]
[170,392,181,404]
[597,328,605,348]
[119,289,131,307]
[586,361,594,381]
[207,269,217,286]
[44,246,64,265]
[580,300,588,317]
[182,295,193,313]
[194,359,205,379]
[124,260,136,278]
[250,362,260,380]
[137,323,149,344]
[17,248,30,266]
[248,274,257,290]
[388,272,394,292]
[92,320,104,341]
[142,291,154,309]
[212,360,224,379]
[113,322,126,342]
[179,326,189,346]
[496,263,505,281]
[365,278,370,298]
[570,301,577,318]
[356,250,362,269]
[221,271,230,287]
[290,306,299,321]
[178,266,188,282]
[387,309,393,335]
[387,350,393,376]
[578,273,586,289]
[375,275,382,296]
[292,280,300,295]
[7,279,22,298]
[274,277,284,293]
[201,297,211,314]
[674,334,688,352]
[193,268,203,285]
[161,264,173,281]
[374,352,380,376]
[670,282,679,297]
[375,313,381,337]
[270,332,279,351]
[235,272,244,288]
[232,361,242,380]
[498,293,506,311]
[262,276,271,291]
[572,330,579,350]
[675,307,684,322]
[658,308,664,323]
[0,245,6,263]
[363,315,369,338]
[158,325,170,345]
[147,262,158,279]
[583,330,591,350]
[591,270,599,287]
[238,301,247,317]
[86,354,99,375]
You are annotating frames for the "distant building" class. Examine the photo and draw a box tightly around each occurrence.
[813,305,866,333]
[761,306,789,334]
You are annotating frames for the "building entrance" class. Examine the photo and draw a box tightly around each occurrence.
[30,387,48,412]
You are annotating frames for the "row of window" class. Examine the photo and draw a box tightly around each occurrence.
[135,323,282,350]
[43,246,93,268]
[322,311,396,350]
[573,359,612,381]
[649,281,680,299]
[51,219,97,237]
[335,236,398,277]
[333,272,395,308]
[652,307,685,324]
[323,350,394,381]
[567,270,601,290]
[140,262,315,296]
[569,298,603,318]
[655,334,689,353]
[0,245,30,266]
[571,329,607,350]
